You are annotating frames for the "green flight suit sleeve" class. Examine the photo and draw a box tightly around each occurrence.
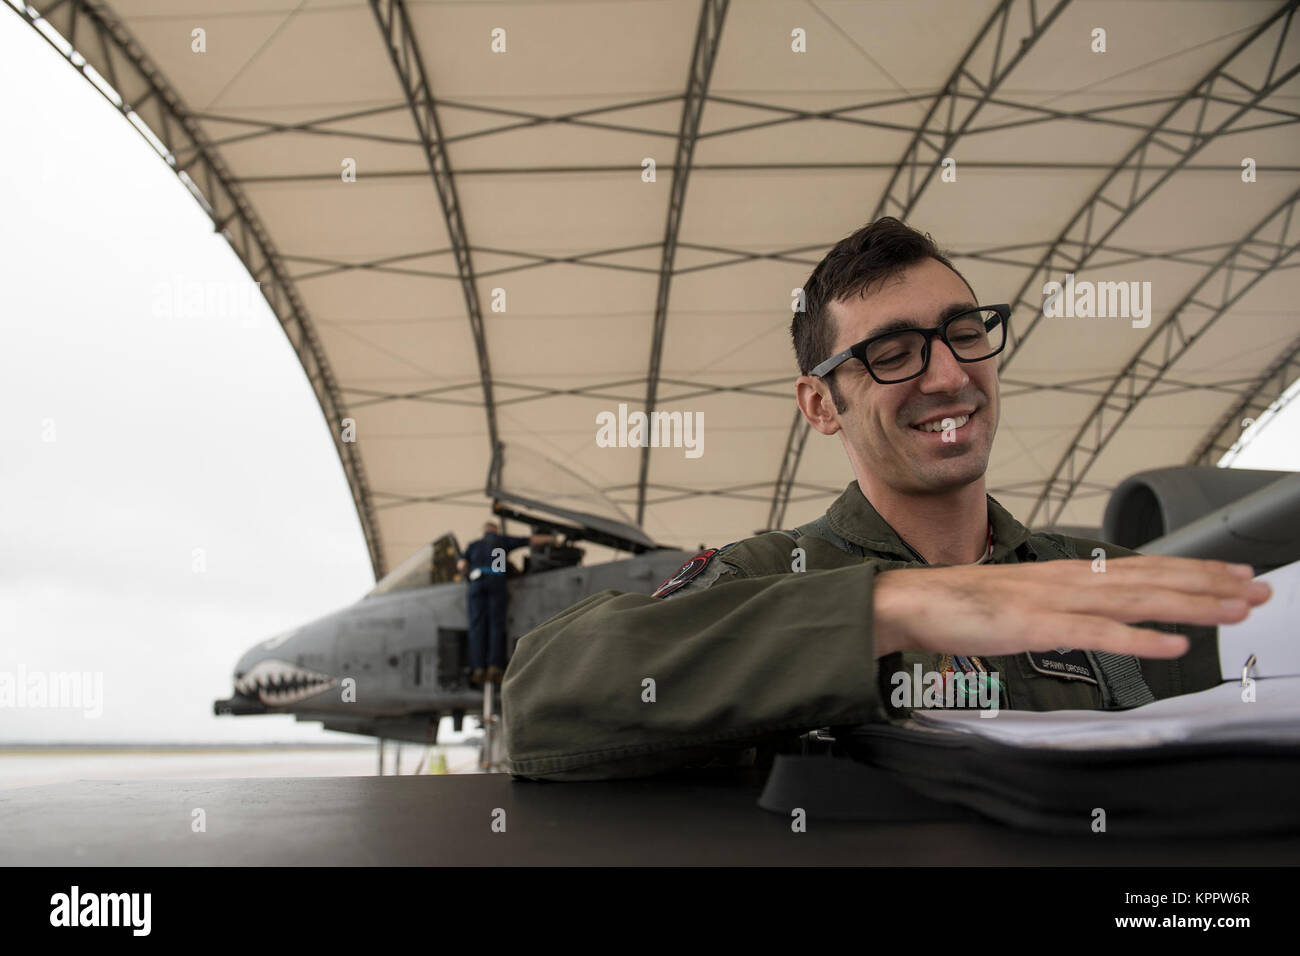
[502,550,888,781]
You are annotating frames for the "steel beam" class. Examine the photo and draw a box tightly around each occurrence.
[1026,187,1300,527]
[369,0,500,457]
[634,0,730,525]
[1191,338,1300,466]
[1000,1,1300,371]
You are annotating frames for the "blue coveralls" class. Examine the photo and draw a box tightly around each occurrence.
[462,532,531,670]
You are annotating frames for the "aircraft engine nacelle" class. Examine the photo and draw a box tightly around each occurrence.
[1103,466,1300,570]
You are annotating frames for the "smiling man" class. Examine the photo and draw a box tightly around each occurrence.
[503,217,1271,782]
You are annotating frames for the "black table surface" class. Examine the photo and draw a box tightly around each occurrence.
[3,771,1298,865]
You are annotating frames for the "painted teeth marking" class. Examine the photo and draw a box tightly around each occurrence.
[234,659,336,706]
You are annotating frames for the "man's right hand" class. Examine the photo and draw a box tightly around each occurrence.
[872,555,1272,660]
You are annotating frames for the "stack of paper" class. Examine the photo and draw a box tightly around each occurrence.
[1217,558,1300,679]
[909,675,1300,749]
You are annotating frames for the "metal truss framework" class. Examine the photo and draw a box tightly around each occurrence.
[8,0,389,576]
[1192,336,1300,466]
[636,0,729,525]
[18,0,1300,559]
[276,231,1300,287]
[371,487,494,510]
[369,0,500,465]
[336,361,1300,412]
[769,0,1300,529]
[872,0,1075,223]
[192,66,1300,179]
[1028,187,1300,527]
[231,159,1300,187]
[766,0,1071,531]
[1001,1,1299,375]
[342,376,793,411]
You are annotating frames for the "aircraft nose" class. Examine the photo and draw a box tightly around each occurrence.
[219,623,337,713]
[214,646,273,716]
[230,624,300,686]
[230,627,336,698]
[233,644,267,679]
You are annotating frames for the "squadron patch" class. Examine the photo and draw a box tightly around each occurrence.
[652,548,719,599]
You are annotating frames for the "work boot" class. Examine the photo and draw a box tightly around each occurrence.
[469,668,485,687]
[486,665,504,685]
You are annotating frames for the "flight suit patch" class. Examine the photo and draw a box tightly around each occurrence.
[653,549,719,598]
[1024,649,1099,684]
[938,653,1004,706]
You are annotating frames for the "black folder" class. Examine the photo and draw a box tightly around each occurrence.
[759,723,1300,837]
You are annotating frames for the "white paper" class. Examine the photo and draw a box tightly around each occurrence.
[908,675,1300,750]
[1217,558,1300,680]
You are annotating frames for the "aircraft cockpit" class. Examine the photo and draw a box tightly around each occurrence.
[362,445,670,601]
[366,533,463,597]
[362,527,588,600]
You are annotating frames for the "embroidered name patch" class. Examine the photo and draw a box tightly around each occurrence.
[652,549,718,599]
[1025,649,1099,684]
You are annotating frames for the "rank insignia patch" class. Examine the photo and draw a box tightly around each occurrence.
[652,549,719,599]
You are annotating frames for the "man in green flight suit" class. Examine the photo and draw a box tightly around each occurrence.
[503,217,1272,782]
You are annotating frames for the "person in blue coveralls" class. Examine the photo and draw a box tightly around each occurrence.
[457,521,557,687]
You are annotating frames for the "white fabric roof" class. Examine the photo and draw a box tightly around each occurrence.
[16,0,1300,575]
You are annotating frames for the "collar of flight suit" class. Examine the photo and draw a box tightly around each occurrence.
[823,480,1033,565]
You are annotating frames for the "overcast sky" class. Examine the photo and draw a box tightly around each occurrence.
[1,8,1297,744]
[1,11,375,743]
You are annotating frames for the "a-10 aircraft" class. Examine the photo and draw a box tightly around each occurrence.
[213,446,695,766]
[215,444,1300,770]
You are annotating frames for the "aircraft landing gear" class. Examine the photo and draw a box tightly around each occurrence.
[478,682,508,772]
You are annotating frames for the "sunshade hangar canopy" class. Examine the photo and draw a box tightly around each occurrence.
[13,0,1300,577]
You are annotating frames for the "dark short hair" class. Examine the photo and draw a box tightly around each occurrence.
[791,217,975,410]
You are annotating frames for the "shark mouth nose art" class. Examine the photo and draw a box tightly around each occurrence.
[233,659,337,706]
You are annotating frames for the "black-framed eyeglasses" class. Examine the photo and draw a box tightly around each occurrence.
[810,304,1010,385]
